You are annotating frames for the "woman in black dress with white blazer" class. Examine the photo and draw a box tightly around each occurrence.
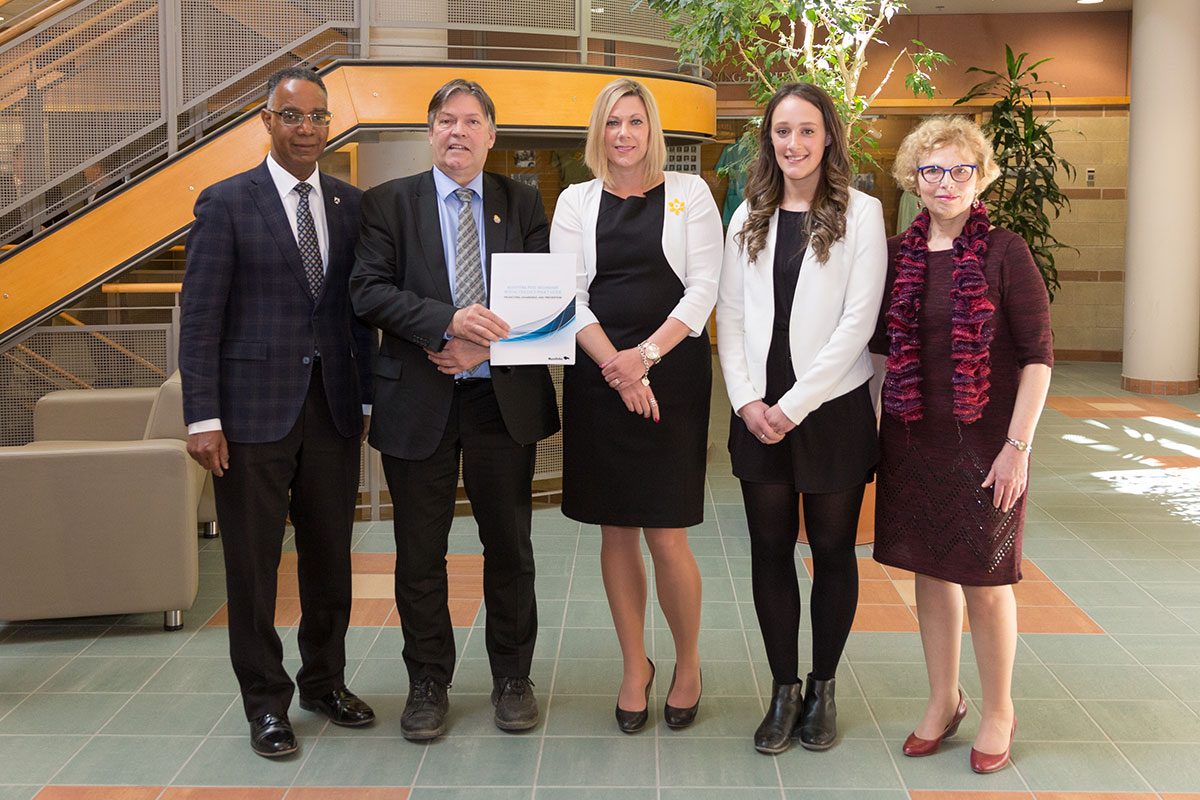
[717,83,886,753]
[551,78,723,733]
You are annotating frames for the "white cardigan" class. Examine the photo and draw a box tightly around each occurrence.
[717,188,887,426]
[550,172,723,336]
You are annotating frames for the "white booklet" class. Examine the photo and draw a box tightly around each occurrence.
[488,252,578,366]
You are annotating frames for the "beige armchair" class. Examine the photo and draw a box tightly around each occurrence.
[0,373,203,630]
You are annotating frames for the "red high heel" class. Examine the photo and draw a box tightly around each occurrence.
[970,716,1017,774]
[903,689,968,757]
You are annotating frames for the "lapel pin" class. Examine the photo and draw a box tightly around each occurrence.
[493,214,501,223]
[333,196,341,205]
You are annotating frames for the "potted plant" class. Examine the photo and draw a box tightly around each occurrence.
[956,46,1077,300]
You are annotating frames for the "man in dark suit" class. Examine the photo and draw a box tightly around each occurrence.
[180,66,377,758]
[351,79,559,741]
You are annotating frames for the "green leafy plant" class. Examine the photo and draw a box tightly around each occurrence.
[643,0,949,168]
[956,46,1076,301]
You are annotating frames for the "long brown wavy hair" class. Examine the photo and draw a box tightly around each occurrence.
[736,82,851,265]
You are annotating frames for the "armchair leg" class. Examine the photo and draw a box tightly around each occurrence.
[200,521,219,539]
[164,610,183,631]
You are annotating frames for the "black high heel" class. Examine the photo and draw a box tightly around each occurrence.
[615,658,655,734]
[663,666,702,729]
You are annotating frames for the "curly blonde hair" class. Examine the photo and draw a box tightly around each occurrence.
[892,115,1001,195]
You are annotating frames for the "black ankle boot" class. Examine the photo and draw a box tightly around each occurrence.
[754,681,803,754]
[798,673,837,751]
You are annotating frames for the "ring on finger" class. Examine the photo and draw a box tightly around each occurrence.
[649,399,657,406]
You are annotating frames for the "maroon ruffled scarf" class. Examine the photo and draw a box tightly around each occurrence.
[883,202,994,424]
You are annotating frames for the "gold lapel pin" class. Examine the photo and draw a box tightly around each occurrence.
[493,214,501,223]
[333,196,341,205]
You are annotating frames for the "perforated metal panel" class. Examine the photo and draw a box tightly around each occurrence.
[0,324,171,446]
[179,0,356,105]
[0,0,164,239]
[533,364,564,480]
[374,0,576,34]
[588,0,675,41]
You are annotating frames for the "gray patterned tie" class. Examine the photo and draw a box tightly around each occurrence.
[453,187,486,307]
[294,182,323,298]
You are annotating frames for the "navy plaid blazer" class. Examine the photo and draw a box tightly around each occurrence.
[180,160,375,443]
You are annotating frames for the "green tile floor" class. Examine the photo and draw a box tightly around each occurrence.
[1,363,1199,798]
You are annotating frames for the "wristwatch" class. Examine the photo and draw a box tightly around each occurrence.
[1005,436,1032,453]
[637,340,662,370]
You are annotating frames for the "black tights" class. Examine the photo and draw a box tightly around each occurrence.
[740,480,865,684]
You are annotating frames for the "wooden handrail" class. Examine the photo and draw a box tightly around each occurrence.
[0,0,79,49]
[101,283,182,293]
[56,310,166,378]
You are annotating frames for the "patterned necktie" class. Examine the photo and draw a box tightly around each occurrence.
[294,182,323,298]
[453,187,486,307]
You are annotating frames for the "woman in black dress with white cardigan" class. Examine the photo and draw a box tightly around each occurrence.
[717,83,886,753]
[551,78,722,733]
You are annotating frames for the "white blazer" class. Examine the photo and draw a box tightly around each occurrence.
[550,172,723,336]
[717,188,887,426]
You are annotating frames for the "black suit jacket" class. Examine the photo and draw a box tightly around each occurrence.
[350,169,560,460]
[180,160,375,443]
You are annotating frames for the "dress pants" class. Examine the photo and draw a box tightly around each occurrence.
[213,362,361,720]
[382,378,538,686]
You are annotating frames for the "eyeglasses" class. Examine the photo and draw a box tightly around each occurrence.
[267,109,333,128]
[917,164,977,183]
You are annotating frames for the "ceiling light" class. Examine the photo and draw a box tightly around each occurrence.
[1077,0,1104,5]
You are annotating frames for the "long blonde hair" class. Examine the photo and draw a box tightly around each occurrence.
[736,83,850,264]
[583,78,667,189]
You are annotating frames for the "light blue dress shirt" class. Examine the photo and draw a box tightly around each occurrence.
[431,166,490,379]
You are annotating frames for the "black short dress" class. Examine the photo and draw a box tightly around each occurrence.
[728,209,878,494]
[561,184,712,528]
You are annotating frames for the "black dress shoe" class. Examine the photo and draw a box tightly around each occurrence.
[300,686,376,727]
[754,681,803,755]
[401,677,449,741]
[250,713,297,758]
[798,673,837,751]
[492,676,539,732]
[663,666,702,730]
[615,658,655,734]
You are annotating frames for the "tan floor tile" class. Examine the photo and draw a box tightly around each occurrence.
[859,579,904,604]
[351,573,394,598]
[909,790,1033,799]
[1015,605,1103,634]
[1036,793,1158,799]
[286,790,408,800]
[1046,395,1200,419]
[851,604,918,632]
[1022,561,1050,582]
[351,553,396,574]
[161,790,286,800]
[348,598,396,627]
[448,597,482,627]
[35,789,163,800]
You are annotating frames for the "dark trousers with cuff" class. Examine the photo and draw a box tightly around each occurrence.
[213,362,361,720]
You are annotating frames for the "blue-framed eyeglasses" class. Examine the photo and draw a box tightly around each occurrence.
[917,164,977,184]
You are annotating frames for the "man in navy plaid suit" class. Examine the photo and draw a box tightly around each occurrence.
[180,66,377,759]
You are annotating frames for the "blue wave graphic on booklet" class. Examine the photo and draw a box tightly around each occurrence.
[503,300,576,342]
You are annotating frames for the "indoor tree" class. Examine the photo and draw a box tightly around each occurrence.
[956,46,1076,300]
[643,0,949,167]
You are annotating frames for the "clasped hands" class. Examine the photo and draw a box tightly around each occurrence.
[600,349,659,422]
[426,304,506,374]
[738,400,795,445]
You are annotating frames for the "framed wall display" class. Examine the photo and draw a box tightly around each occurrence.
[666,144,700,174]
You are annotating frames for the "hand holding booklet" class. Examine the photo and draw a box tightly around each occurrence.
[489,253,577,366]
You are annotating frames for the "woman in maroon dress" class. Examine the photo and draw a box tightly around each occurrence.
[872,116,1053,774]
